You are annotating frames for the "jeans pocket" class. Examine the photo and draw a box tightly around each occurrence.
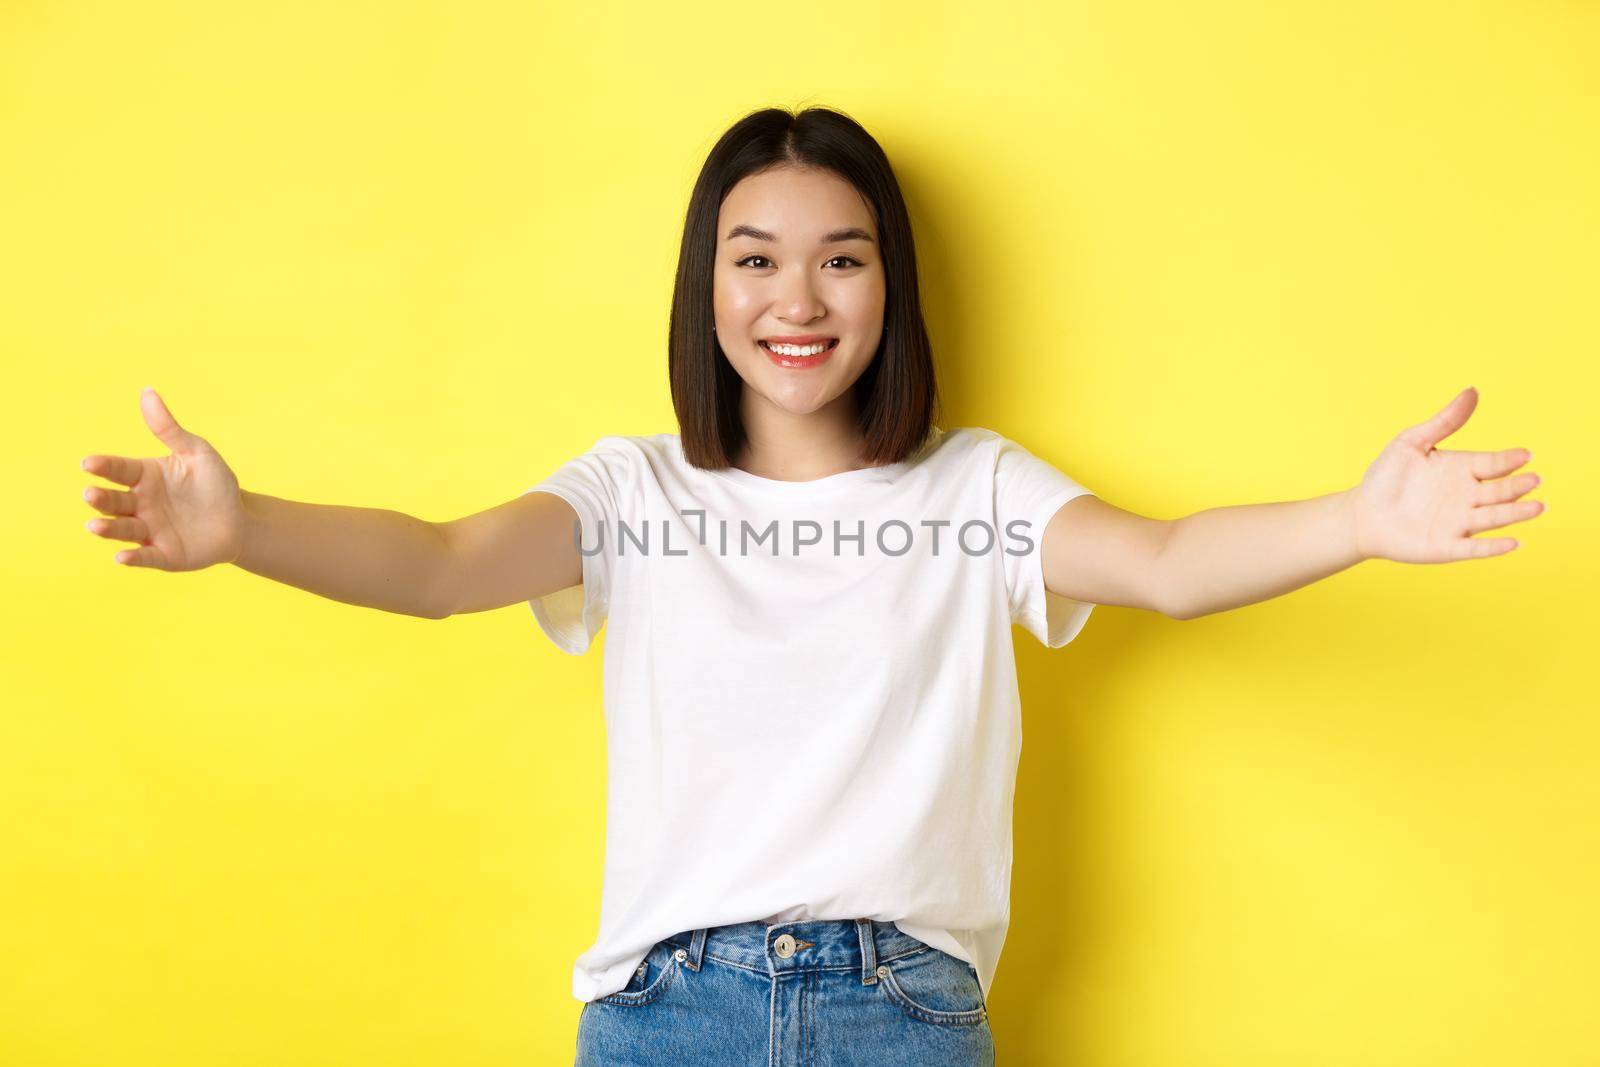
[592,941,681,1007]
[876,947,988,1027]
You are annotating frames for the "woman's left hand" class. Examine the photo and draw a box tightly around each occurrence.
[1349,387,1545,564]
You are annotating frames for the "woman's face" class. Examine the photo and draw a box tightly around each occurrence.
[713,165,886,418]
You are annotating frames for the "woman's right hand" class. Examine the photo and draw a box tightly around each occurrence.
[81,388,247,571]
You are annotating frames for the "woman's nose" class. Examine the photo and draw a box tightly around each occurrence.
[775,273,824,321]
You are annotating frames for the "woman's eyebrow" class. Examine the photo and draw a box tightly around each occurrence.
[723,224,875,244]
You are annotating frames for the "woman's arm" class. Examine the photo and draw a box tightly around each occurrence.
[237,488,587,621]
[1042,387,1545,622]
[81,388,581,621]
[1144,487,1363,620]
[234,491,461,619]
[433,490,583,617]
[83,389,462,619]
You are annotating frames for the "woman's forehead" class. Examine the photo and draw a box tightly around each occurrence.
[719,167,876,240]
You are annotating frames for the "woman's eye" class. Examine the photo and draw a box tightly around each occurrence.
[734,255,864,269]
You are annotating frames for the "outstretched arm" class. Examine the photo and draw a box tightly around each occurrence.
[1151,486,1364,621]
[1042,387,1546,622]
[1159,386,1543,620]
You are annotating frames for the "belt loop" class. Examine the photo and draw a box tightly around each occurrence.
[855,918,879,984]
[685,928,708,971]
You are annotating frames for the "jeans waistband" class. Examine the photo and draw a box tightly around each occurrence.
[662,918,930,986]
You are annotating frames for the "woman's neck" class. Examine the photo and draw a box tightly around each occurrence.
[733,388,872,481]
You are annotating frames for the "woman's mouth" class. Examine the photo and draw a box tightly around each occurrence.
[759,338,838,368]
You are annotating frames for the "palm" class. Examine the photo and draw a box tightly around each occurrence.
[133,450,242,568]
[1351,387,1544,564]
[82,390,245,571]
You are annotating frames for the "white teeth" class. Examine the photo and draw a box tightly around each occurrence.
[764,341,831,356]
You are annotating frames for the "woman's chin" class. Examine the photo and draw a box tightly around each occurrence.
[764,386,845,417]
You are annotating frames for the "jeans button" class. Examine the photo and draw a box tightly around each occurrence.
[774,933,796,958]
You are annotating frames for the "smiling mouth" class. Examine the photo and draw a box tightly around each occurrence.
[758,338,838,368]
[758,339,840,354]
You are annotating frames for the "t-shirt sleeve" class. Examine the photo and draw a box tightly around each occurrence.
[994,433,1098,648]
[521,437,628,655]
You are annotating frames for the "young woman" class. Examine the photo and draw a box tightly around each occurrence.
[80,106,1544,1065]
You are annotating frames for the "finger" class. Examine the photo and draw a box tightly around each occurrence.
[113,544,170,568]
[1474,471,1540,506]
[81,454,145,488]
[1451,534,1518,560]
[139,387,199,454]
[1465,447,1533,480]
[85,515,151,544]
[1464,498,1545,535]
[82,484,137,516]
[1399,386,1478,452]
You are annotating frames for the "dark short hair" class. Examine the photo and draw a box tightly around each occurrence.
[668,105,941,470]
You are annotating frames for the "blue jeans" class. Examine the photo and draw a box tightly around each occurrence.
[574,918,996,1065]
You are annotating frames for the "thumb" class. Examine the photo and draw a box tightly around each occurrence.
[139,387,203,453]
[1400,385,1477,453]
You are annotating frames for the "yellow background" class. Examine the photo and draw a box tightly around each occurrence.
[5,2,1595,1063]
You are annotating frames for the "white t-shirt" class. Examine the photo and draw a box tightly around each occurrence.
[523,425,1096,1003]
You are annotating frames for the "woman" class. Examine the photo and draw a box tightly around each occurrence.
[79,106,1544,1065]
